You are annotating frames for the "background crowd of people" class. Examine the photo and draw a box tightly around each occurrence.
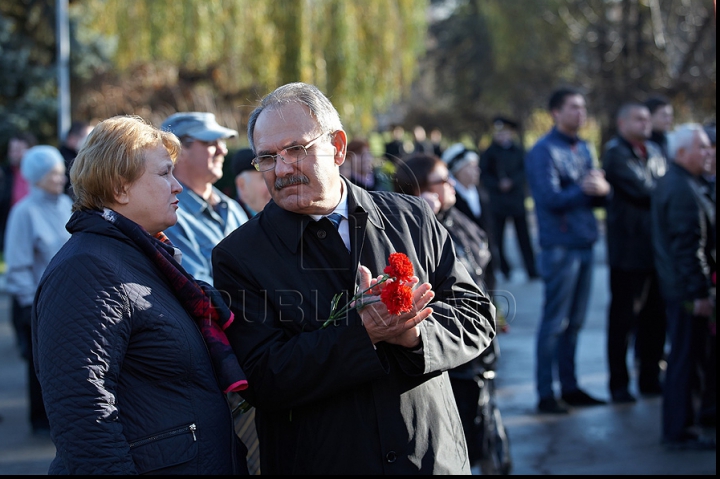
[0,81,715,473]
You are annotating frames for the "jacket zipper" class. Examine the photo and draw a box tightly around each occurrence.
[188,320,238,472]
[128,423,197,449]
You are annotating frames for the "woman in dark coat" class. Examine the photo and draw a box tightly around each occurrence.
[31,115,249,475]
[395,152,506,472]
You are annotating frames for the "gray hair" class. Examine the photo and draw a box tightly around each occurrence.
[247,82,344,152]
[667,123,705,161]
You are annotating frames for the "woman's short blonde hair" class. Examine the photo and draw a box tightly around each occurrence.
[70,115,181,212]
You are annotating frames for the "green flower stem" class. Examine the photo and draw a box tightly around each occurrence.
[321,274,391,329]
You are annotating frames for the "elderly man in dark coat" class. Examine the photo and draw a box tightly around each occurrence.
[652,123,716,451]
[213,82,496,475]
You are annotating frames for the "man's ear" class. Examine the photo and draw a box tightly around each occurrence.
[235,174,246,193]
[331,130,348,166]
[550,109,560,124]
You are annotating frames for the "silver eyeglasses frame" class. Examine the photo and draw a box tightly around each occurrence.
[252,132,329,172]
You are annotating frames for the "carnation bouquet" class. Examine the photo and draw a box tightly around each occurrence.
[322,252,415,329]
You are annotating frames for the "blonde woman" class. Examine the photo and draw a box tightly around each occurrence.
[32,116,249,474]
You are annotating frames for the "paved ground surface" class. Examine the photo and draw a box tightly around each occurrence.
[488,224,715,475]
[0,222,715,475]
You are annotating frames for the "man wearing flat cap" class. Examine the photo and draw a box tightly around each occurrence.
[480,116,539,282]
[232,148,272,219]
[161,112,248,284]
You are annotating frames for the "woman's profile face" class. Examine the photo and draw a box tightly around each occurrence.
[36,162,67,195]
[425,163,456,212]
[116,145,183,234]
[453,160,480,188]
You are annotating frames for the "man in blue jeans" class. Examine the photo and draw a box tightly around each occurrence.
[525,88,610,414]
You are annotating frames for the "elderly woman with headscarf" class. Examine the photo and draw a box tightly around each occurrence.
[393,151,508,473]
[30,115,249,474]
[442,143,499,292]
[4,145,72,434]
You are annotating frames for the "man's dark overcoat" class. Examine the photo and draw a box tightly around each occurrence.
[480,141,528,217]
[213,180,496,475]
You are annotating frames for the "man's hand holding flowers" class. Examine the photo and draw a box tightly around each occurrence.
[355,264,435,349]
[322,252,435,349]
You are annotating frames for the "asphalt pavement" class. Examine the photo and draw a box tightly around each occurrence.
[488,224,715,475]
[0,222,715,475]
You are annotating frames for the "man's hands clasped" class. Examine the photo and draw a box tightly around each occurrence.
[354,265,434,349]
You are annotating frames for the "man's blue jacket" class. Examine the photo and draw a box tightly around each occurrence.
[525,127,606,249]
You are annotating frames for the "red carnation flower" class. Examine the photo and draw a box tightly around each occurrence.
[380,280,414,316]
[384,252,414,282]
[322,253,417,328]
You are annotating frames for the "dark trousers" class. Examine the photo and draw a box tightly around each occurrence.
[493,211,537,278]
[607,269,667,394]
[699,319,716,423]
[449,377,482,464]
[12,297,49,431]
[662,300,707,441]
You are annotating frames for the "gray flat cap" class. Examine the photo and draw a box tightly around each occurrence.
[161,112,238,141]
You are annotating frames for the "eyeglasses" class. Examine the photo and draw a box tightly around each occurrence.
[427,177,453,186]
[252,132,328,172]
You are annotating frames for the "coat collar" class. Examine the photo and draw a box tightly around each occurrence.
[264,177,385,254]
[551,126,582,146]
[176,183,232,218]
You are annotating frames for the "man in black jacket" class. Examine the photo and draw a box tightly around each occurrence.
[480,117,538,281]
[652,123,715,450]
[603,103,668,404]
[645,96,673,160]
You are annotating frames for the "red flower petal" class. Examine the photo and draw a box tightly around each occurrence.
[383,252,414,282]
[380,281,414,315]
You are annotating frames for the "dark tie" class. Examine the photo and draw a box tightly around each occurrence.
[326,212,343,229]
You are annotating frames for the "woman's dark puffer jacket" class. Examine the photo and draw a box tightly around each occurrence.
[32,210,247,475]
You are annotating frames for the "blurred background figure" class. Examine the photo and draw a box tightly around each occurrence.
[702,122,716,198]
[395,152,491,299]
[645,96,674,160]
[345,137,381,191]
[1,131,38,252]
[651,123,715,450]
[481,116,539,282]
[58,121,94,197]
[160,112,246,285]
[378,125,412,191]
[602,102,667,404]
[231,147,271,218]
[430,127,444,157]
[442,143,498,294]
[698,122,716,430]
[525,88,610,414]
[394,152,511,475]
[3,145,72,434]
[384,124,410,165]
[412,125,434,154]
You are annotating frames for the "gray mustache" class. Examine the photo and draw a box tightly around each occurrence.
[275,175,310,190]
